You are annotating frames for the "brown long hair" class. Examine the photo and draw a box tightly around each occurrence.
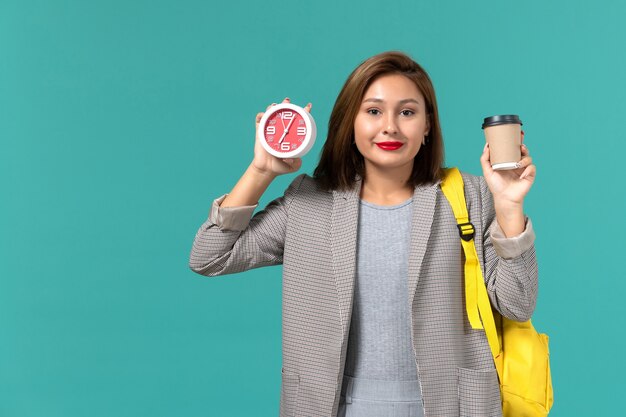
[313,51,445,192]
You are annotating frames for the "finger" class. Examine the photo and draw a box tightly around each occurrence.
[283,158,301,171]
[289,158,302,170]
[520,143,529,156]
[305,102,312,112]
[256,112,264,123]
[520,164,536,181]
[516,155,533,169]
[480,142,494,176]
[521,130,525,143]
[283,97,290,103]
[265,102,277,111]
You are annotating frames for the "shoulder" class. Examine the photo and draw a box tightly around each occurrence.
[284,173,332,203]
[444,169,493,220]
[295,173,332,195]
[456,170,489,203]
[283,174,333,223]
[458,170,483,192]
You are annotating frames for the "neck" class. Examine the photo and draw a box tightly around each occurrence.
[360,161,414,203]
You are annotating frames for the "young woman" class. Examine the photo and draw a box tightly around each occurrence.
[189,51,537,417]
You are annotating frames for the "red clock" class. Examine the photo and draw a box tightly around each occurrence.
[257,102,317,158]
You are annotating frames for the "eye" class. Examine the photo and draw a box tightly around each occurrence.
[401,109,415,116]
[367,108,381,115]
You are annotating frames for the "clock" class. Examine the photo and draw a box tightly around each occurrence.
[257,102,317,158]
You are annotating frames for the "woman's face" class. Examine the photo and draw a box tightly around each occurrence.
[354,74,430,175]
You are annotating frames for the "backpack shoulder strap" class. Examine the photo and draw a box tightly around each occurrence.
[440,167,501,359]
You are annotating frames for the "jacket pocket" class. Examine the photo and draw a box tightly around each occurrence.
[457,367,502,417]
[279,368,300,417]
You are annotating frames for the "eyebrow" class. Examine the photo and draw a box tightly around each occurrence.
[362,98,421,105]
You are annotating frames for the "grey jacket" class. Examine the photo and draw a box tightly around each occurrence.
[189,171,538,417]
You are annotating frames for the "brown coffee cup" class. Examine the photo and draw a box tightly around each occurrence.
[482,115,523,170]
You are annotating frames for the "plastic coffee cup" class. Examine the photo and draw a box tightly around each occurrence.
[481,115,523,170]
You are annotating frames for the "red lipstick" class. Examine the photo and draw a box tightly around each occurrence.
[375,141,404,151]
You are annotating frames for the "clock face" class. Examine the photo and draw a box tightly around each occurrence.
[263,108,309,154]
[257,102,317,158]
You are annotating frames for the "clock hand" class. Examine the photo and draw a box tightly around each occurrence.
[279,114,297,144]
[277,112,288,143]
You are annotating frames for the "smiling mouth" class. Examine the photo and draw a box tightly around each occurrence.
[375,141,404,150]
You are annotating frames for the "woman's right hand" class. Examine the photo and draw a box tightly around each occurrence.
[251,97,312,177]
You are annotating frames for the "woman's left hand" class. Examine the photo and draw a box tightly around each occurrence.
[480,132,536,207]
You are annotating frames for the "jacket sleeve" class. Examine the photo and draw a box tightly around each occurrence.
[188,173,306,277]
[479,176,539,322]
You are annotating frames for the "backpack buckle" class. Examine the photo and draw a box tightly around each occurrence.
[457,222,475,242]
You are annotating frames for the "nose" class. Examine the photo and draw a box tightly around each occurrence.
[382,114,398,135]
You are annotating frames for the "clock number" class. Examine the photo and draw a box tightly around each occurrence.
[266,126,276,135]
[281,142,291,151]
[282,111,294,120]
[297,127,306,136]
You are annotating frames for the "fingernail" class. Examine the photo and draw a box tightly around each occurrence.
[285,97,290,102]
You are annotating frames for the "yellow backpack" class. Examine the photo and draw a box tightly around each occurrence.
[441,167,554,417]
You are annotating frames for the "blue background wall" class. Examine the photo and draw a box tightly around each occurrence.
[2,0,624,415]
